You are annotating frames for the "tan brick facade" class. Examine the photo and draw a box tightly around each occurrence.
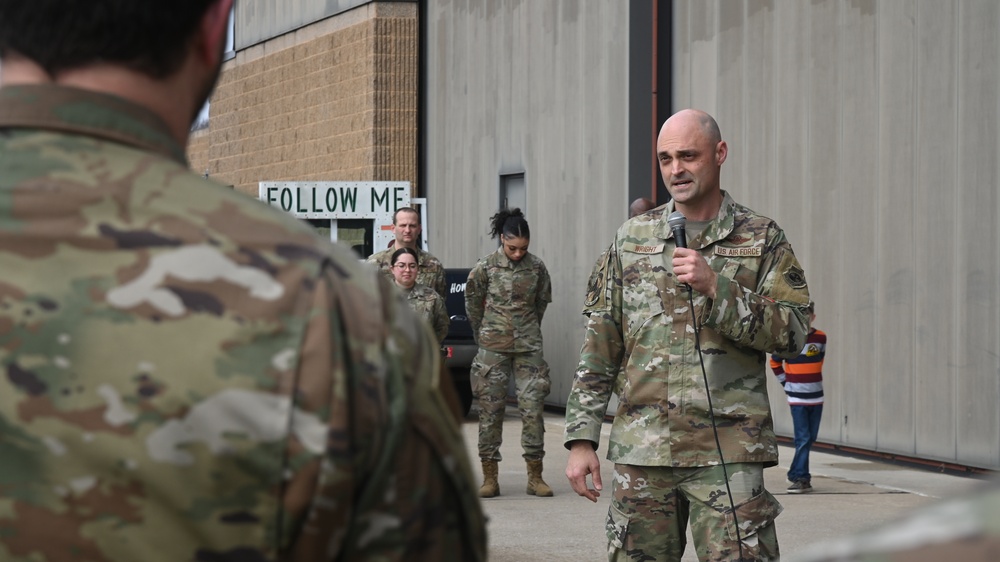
[187,2,418,199]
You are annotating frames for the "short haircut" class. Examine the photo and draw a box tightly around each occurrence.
[393,207,420,225]
[0,0,218,78]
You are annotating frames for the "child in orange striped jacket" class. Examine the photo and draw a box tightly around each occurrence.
[771,301,825,493]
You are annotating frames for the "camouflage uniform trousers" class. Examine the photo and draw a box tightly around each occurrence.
[607,463,782,562]
[472,348,551,462]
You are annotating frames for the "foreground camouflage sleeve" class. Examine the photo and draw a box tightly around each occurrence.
[287,265,486,561]
[701,225,811,358]
[0,85,485,562]
[564,243,624,448]
[464,262,488,344]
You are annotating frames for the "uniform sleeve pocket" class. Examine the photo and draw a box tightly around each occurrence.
[470,357,488,397]
[605,501,632,552]
[725,489,783,542]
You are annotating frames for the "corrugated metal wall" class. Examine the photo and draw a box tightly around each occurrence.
[423,0,632,405]
[673,0,1000,469]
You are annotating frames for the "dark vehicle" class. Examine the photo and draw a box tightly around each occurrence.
[443,268,477,416]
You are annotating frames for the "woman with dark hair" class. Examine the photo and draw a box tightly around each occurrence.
[391,247,449,343]
[465,208,553,498]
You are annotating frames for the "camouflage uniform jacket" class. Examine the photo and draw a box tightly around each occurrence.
[465,247,552,353]
[565,191,811,467]
[401,282,450,343]
[368,246,447,300]
[0,85,486,562]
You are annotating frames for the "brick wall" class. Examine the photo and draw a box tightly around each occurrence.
[187,2,418,199]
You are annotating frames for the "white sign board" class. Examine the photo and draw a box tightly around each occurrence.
[259,182,410,218]
[258,182,411,250]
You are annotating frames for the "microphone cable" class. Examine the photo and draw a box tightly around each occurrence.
[685,281,748,562]
[670,210,747,560]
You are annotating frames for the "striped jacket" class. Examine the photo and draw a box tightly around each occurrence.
[770,328,826,406]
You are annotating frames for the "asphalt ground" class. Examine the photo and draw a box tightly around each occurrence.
[460,408,990,561]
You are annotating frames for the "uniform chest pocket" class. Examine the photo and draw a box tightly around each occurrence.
[486,266,535,305]
[620,253,667,336]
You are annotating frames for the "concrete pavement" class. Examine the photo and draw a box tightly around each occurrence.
[460,408,989,561]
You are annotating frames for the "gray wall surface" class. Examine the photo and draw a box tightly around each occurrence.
[423,0,632,406]
[673,0,1000,469]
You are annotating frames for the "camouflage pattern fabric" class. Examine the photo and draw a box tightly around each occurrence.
[368,246,447,300]
[464,247,552,353]
[401,282,450,343]
[585,244,614,314]
[565,191,811,467]
[471,348,550,462]
[786,481,1000,562]
[607,463,781,561]
[0,85,486,562]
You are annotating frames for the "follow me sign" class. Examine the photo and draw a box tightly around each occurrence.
[258,182,411,219]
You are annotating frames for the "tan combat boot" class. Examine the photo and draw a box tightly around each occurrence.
[479,460,500,498]
[526,459,553,497]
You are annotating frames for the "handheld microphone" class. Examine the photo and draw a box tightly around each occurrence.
[667,211,690,291]
[667,211,687,248]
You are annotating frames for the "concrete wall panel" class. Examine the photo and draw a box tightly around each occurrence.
[424,0,631,406]
[673,0,1000,469]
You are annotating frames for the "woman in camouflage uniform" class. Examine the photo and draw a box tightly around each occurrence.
[392,247,450,343]
[465,208,553,498]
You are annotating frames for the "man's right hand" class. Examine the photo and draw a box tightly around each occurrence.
[565,440,603,502]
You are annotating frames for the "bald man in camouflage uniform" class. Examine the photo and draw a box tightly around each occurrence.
[565,109,811,562]
[367,208,448,299]
[0,1,485,560]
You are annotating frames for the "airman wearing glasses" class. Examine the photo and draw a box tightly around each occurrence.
[392,247,450,343]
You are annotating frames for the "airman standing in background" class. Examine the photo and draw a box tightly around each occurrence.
[368,207,448,299]
[466,208,554,499]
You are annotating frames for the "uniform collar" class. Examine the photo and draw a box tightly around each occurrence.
[653,190,738,249]
[493,245,526,268]
[0,84,187,164]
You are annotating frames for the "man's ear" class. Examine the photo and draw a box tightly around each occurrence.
[715,140,728,166]
[196,0,233,66]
